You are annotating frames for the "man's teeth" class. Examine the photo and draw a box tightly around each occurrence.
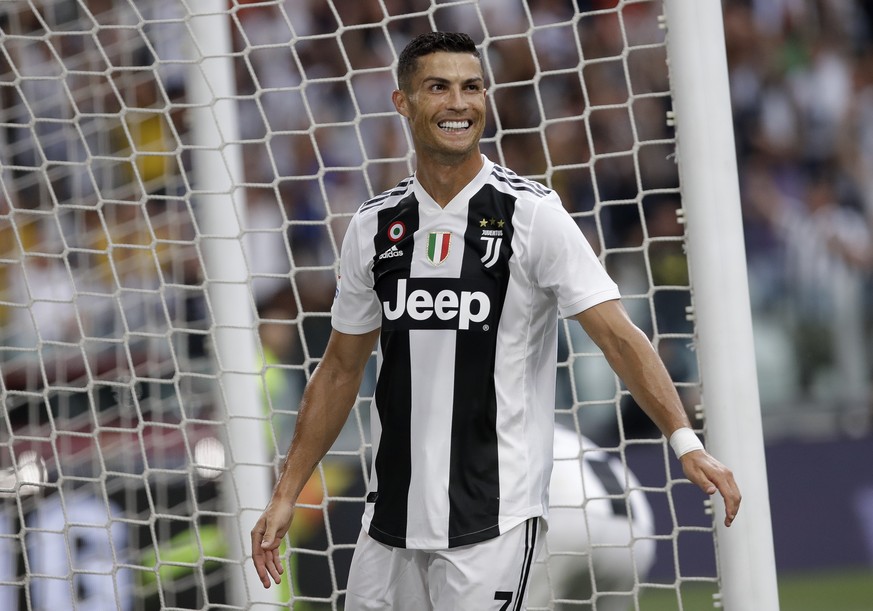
[439,121,469,130]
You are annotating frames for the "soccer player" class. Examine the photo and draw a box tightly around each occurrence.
[251,31,740,610]
[527,424,656,611]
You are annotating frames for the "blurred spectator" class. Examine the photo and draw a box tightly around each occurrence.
[4,216,79,347]
[750,164,871,406]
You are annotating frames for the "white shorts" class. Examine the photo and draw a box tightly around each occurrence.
[345,518,545,611]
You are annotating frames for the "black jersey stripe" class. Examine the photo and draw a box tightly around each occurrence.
[513,518,538,611]
[446,184,516,548]
[359,177,413,213]
[491,173,549,198]
[492,165,549,195]
[367,194,420,548]
[491,166,550,198]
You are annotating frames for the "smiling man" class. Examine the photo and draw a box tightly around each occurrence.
[251,31,741,611]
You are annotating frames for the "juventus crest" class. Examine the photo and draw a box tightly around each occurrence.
[479,217,505,269]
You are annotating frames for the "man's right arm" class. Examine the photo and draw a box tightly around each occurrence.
[251,327,379,588]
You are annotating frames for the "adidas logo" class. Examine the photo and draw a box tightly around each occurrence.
[379,245,404,260]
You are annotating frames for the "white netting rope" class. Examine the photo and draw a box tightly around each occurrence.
[0,1,718,609]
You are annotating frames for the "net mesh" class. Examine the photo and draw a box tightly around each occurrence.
[0,0,719,609]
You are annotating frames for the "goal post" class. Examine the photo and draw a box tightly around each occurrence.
[663,1,779,609]
[0,1,781,610]
[186,1,275,607]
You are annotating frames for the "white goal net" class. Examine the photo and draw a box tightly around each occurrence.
[0,1,771,610]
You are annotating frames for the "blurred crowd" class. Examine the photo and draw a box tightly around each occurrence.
[724,0,873,421]
[0,0,872,440]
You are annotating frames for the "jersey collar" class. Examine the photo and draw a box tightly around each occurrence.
[413,154,494,214]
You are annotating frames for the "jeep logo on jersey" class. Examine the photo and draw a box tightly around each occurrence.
[382,278,491,331]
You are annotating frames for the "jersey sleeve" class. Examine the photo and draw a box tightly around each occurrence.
[330,211,383,334]
[529,193,620,318]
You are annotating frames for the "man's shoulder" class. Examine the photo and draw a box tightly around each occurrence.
[486,163,553,202]
[357,176,415,216]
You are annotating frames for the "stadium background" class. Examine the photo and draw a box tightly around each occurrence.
[1,0,873,608]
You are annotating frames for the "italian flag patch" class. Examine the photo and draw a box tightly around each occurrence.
[426,231,451,265]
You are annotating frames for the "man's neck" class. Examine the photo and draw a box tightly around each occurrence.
[415,151,484,207]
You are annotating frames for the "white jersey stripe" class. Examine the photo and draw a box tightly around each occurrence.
[408,329,455,544]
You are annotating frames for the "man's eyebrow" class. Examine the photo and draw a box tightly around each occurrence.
[421,75,484,85]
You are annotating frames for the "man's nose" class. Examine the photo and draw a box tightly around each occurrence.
[446,86,467,110]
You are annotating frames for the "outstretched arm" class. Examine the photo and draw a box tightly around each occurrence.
[574,299,741,527]
[251,327,380,588]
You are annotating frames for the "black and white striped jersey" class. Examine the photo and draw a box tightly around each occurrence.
[331,155,620,550]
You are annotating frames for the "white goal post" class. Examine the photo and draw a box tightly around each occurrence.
[663,1,778,609]
[0,0,778,610]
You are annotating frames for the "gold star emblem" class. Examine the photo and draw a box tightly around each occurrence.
[497,220,505,228]
[479,218,488,228]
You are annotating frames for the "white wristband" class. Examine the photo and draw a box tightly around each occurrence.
[669,427,704,459]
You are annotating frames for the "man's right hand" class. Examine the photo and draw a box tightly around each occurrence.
[251,499,295,588]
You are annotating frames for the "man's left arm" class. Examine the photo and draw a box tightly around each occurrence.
[574,299,741,527]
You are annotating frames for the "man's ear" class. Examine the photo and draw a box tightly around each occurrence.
[392,89,410,118]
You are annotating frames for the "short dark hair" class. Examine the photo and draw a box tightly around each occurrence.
[396,32,481,92]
